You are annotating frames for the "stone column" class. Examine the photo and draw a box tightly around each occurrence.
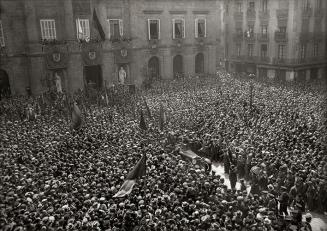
[24,0,44,95]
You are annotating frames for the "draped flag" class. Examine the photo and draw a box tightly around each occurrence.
[92,8,106,41]
[72,102,82,130]
[139,110,147,130]
[159,103,166,130]
[113,154,146,197]
[143,98,152,119]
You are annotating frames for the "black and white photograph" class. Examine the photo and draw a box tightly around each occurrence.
[0,0,327,230]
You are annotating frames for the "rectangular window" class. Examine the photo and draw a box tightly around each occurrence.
[173,19,185,39]
[303,0,311,10]
[246,25,254,38]
[278,44,286,59]
[236,43,241,56]
[249,1,255,10]
[300,44,306,59]
[148,19,160,40]
[40,19,56,40]
[0,20,5,47]
[248,44,254,56]
[195,18,206,38]
[108,19,123,39]
[262,0,268,12]
[237,3,242,12]
[313,43,319,56]
[316,0,322,9]
[76,19,90,40]
[261,44,268,57]
[261,25,268,35]
[279,26,286,33]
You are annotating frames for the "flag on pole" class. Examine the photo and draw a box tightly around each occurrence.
[159,103,166,130]
[92,8,106,41]
[113,153,146,198]
[139,110,147,130]
[143,98,152,119]
[72,102,82,130]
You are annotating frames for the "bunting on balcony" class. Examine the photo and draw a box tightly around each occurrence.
[81,42,103,66]
[44,45,69,70]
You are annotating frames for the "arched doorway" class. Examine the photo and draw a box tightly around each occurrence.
[195,53,204,74]
[148,56,160,81]
[0,69,11,99]
[173,55,183,78]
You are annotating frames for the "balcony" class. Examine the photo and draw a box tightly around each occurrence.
[299,32,313,43]
[246,9,256,20]
[233,33,243,42]
[233,12,244,21]
[257,33,269,42]
[244,32,256,42]
[314,8,324,18]
[259,10,270,21]
[302,7,312,18]
[276,9,288,19]
[272,57,326,65]
[230,55,271,64]
[274,31,288,42]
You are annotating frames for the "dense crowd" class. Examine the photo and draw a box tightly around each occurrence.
[0,71,327,231]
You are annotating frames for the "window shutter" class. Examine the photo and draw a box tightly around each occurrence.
[53,20,56,39]
[85,19,90,39]
[183,19,185,38]
[172,19,175,39]
[158,19,160,40]
[147,19,150,40]
[0,20,5,47]
[195,18,198,38]
[204,18,207,38]
[107,20,111,39]
[76,19,79,39]
[119,19,123,36]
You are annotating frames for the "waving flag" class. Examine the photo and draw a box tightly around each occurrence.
[72,102,82,130]
[159,103,166,130]
[92,8,106,41]
[143,98,152,119]
[139,110,147,131]
[113,154,146,197]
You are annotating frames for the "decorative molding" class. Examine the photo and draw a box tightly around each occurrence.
[169,10,187,14]
[193,10,209,15]
[143,10,163,14]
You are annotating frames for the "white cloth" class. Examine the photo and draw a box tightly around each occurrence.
[119,68,127,85]
[55,73,63,93]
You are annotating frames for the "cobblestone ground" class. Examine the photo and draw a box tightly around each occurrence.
[212,163,327,231]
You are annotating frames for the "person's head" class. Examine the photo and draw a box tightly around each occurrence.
[305,213,312,223]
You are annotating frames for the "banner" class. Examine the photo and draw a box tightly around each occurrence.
[81,42,103,66]
[45,45,69,70]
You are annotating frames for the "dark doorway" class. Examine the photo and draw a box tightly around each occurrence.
[195,53,204,74]
[310,68,318,80]
[0,69,11,99]
[276,69,286,81]
[173,55,183,78]
[297,70,306,82]
[84,65,102,89]
[258,68,267,80]
[235,63,243,73]
[148,56,160,81]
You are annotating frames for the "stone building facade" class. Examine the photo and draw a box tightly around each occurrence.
[222,0,327,81]
[0,0,222,95]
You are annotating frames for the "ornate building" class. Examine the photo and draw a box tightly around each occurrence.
[0,0,222,95]
[222,0,327,81]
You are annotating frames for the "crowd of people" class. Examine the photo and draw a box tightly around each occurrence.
[0,70,327,230]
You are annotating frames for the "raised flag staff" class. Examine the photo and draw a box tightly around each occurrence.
[113,153,146,198]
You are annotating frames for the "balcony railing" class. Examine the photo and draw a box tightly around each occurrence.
[257,33,269,42]
[302,7,312,18]
[272,57,326,65]
[274,31,288,42]
[299,32,313,43]
[233,12,244,21]
[314,8,324,18]
[244,32,256,42]
[259,10,270,21]
[276,9,288,19]
[246,9,256,19]
[230,55,271,64]
[233,33,244,41]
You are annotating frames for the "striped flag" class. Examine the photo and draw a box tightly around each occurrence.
[72,102,82,130]
[113,154,146,198]
[92,8,106,41]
